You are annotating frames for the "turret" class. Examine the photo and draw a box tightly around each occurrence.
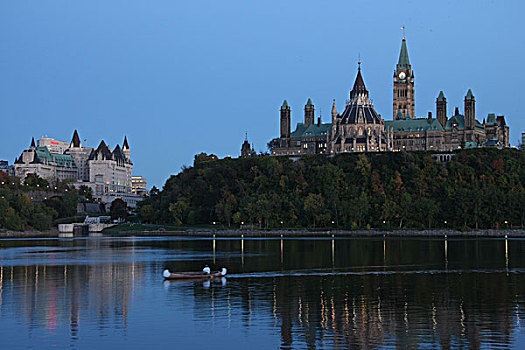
[70,129,82,148]
[280,100,291,142]
[304,98,315,128]
[331,99,338,121]
[122,136,131,160]
[30,137,36,149]
[464,89,475,130]
[436,91,447,128]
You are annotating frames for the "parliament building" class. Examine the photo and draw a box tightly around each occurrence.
[271,37,510,156]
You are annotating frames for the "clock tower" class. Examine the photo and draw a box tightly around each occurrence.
[393,37,415,120]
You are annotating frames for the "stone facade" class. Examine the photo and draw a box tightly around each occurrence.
[271,36,510,155]
[330,65,393,153]
[15,138,77,183]
[272,99,330,156]
[14,131,142,208]
[393,37,415,120]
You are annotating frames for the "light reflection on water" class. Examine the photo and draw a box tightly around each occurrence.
[0,236,523,349]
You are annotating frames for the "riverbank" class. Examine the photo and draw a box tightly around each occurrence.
[0,228,59,238]
[1,227,524,239]
[108,228,525,238]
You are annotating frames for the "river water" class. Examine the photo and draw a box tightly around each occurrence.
[0,236,523,349]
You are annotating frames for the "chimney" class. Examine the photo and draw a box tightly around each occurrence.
[427,111,432,123]
[317,116,321,126]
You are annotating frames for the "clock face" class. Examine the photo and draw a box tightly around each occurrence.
[398,72,406,80]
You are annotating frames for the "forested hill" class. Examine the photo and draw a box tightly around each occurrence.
[139,149,525,230]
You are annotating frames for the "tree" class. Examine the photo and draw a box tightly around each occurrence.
[23,173,49,189]
[79,185,93,201]
[215,193,237,227]
[267,138,280,152]
[139,204,154,223]
[110,198,128,221]
[169,198,189,225]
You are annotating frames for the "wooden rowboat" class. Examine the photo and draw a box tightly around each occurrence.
[163,268,227,280]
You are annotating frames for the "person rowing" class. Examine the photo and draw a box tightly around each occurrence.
[162,266,227,280]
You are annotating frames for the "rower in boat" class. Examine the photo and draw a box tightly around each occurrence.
[162,267,227,280]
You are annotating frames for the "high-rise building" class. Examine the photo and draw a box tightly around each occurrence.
[131,176,148,196]
[0,160,15,176]
[37,137,70,154]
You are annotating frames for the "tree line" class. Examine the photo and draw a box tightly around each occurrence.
[0,173,80,231]
[139,148,525,230]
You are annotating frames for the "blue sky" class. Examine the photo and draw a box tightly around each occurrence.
[1,0,524,187]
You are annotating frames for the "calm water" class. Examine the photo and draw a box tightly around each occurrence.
[0,236,523,349]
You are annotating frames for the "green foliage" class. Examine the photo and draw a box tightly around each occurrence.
[110,198,128,221]
[0,174,79,232]
[138,148,525,230]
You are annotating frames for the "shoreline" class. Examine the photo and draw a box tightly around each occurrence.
[1,228,524,239]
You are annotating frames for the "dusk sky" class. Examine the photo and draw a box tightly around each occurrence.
[1,0,523,187]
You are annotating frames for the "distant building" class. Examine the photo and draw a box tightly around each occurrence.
[131,176,148,196]
[37,137,69,154]
[15,138,77,182]
[272,99,331,156]
[240,134,255,158]
[330,65,393,153]
[14,131,142,208]
[0,160,15,176]
[271,36,510,155]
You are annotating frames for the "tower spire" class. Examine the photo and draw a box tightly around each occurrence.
[350,63,368,100]
[397,36,411,70]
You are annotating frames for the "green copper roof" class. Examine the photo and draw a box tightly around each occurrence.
[466,89,474,100]
[445,115,465,131]
[34,147,77,168]
[444,114,485,131]
[465,141,478,148]
[281,100,290,109]
[303,122,330,137]
[290,123,306,138]
[385,118,444,133]
[396,109,404,119]
[437,91,446,101]
[306,98,313,107]
[289,122,331,138]
[397,38,411,70]
[486,113,496,125]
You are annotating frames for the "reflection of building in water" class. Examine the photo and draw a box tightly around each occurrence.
[0,254,144,338]
[183,238,523,349]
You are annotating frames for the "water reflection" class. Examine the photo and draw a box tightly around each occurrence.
[0,237,522,349]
